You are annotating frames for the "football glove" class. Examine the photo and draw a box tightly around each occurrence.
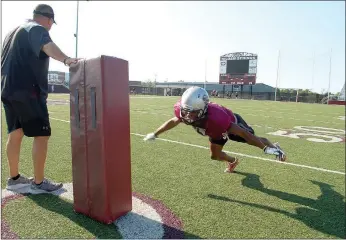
[263,145,286,161]
[143,133,157,141]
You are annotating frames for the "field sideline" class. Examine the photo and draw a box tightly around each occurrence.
[1,94,345,239]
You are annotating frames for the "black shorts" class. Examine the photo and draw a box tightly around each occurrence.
[2,96,51,137]
[209,113,255,146]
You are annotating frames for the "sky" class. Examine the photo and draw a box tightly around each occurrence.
[1,1,345,93]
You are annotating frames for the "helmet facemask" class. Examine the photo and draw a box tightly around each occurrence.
[180,104,208,125]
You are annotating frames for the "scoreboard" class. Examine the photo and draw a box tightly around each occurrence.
[219,52,258,85]
[48,71,70,88]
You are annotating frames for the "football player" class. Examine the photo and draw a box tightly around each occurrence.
[144,87,286,173]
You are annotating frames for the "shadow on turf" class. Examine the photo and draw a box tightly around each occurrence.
[207,171,345,239]
[27,194,201,239]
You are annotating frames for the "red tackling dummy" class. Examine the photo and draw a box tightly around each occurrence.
[69,55,132,224]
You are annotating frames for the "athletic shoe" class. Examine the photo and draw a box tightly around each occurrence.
[6,175,33,191]
[30,178,63,194]
[224,158,240,173]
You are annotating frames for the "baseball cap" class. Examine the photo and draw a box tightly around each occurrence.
[33,4,56,24]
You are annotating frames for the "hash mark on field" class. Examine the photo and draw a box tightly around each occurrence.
[49,117,345,176]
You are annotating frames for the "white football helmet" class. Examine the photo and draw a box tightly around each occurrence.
[179,86,209,124]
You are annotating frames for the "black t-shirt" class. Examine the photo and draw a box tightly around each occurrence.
[1,21,52,100]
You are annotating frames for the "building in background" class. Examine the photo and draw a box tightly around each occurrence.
[48,71,70,93]
[154,81,275,100]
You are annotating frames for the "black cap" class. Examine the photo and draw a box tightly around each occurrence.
[33,4,56,24]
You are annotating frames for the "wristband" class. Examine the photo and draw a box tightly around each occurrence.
[63,57,71,66]
[263,145,268,152]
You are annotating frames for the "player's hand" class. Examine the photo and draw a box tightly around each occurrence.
[143,133,157,141]
[263,146,286,161]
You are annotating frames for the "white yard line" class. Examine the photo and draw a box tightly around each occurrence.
[130,133,345,175]
[50,117,345,176]
[50,117,70,123]
[131,110,172,117]
[130,96,177,99]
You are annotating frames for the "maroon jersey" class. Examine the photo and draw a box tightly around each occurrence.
[174,100,237,139]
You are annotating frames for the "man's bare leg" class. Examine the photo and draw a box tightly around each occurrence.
[32,136,49,184]
[30,135,63,193]
[245,136,276,149]
[210,143,239,172]
[210,143,236,162]
[245,136,286,161]
[6,128,24,178]
[258,137,276,148]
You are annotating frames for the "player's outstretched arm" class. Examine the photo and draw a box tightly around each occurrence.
[144,117,181,141]
[154,117,181,137]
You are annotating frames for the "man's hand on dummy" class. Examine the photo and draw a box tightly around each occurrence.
[65,57,82,66]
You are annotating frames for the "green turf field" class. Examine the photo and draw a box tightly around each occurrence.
[1,94,345,239]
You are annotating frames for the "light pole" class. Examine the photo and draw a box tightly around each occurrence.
[74,1,79,58]
[154,73,157,95]
[307,51,330,94]
[274,50,281,101]
[311,51,315,91]
[204,58,207,90]
[327,48,332,104]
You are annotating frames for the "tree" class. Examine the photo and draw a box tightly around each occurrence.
[280,88,289,94]
[141,79,155,88]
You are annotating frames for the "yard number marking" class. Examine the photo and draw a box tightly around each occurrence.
[267,126,345,143]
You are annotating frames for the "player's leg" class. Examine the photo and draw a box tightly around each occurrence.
[232,113,276,147]
[209,138,239,173]
[2,98,32,190]
[256,137,275,148]
[231,113,286,161]
[15,96,63,193]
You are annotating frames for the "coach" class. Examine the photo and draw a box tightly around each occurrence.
[1,4,80,194]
